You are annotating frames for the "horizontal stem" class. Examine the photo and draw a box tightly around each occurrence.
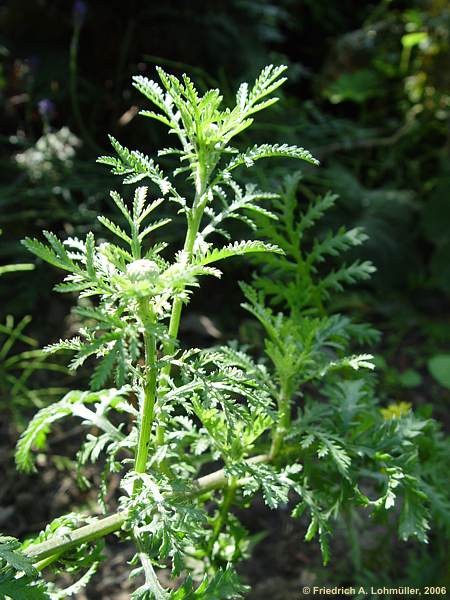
[193,453,269,494]
[25,454,270,564]
[25,511,128,562]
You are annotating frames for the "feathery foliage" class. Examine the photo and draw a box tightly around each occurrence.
[6,65,448,599]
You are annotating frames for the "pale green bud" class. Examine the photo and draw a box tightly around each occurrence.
[126,259,160,282]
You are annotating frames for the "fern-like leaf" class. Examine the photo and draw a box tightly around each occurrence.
[15,389,125,472]
[195,240,282,267]
[221,143,319,180]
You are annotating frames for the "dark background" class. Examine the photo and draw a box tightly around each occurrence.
[0,1,449,597]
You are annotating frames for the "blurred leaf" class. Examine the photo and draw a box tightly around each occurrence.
[401,32,428,49]
[427,354,450,389]
[430,240,450,292]
[324,69,384,104]
[422,175,450,245]
[398,369,422,388]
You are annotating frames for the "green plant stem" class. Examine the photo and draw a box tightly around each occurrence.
[270,380,292,459]
[164,213,201,357]
[26,454,270,564]
[134,300,157,479]
[345,507,362,573]
[0,264,34,275]
[34,551,63,572]
[163,198,206,360]
[25,511,128,562]
[157,162,209,451]
[207,475,237,558]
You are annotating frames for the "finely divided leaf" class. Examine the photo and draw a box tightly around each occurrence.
[195,240,282,267]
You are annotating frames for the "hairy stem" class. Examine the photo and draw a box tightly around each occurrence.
[25,511,128,562]
[26,454,270,564]
[163,211,202,357]
[163,197,207,360]
[134,300,157,478]
[157,161,210,452]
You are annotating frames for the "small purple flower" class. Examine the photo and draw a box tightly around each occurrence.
[25,56,39,73]
[38,99,56,120]
[72,0,87,26]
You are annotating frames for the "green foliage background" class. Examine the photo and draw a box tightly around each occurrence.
[0,0,449,596]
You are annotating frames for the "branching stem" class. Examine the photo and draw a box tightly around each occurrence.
[25,454,270,564]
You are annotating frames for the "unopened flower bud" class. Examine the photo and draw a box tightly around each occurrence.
[126,259,160,282]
